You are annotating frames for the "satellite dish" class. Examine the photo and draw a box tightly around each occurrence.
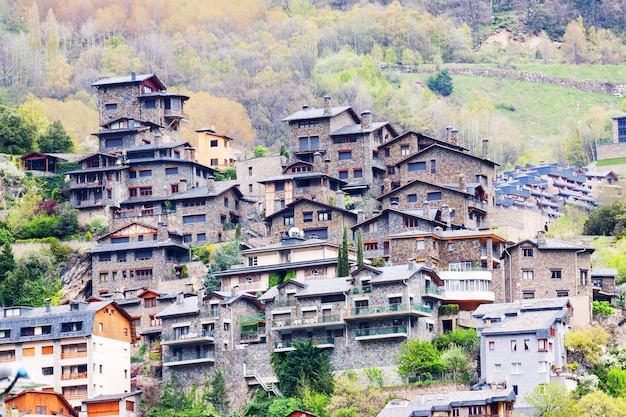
[288,227,303,238]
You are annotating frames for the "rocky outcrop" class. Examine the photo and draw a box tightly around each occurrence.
[60,251,92,300]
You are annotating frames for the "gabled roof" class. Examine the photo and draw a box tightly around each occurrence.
[96,222,158,241]
[81,391,141,403]
[330,121,399,137]
[282,105,359,122]
[92,73,165,90]
[350,207,447,230]
[377,130,467,152]
[19,151,68,162]
[156,295,200,318]
[6,390,78,417]
[264,197,357,221]
[504,234,593,253]
[396,143,499,167]
[257,170,347,185]
[377,178,473,201]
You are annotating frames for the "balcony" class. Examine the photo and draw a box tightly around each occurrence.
[161,330,214,346]
[345,303,431,320]
[424,286,445,299]
[272,314,343,330]
[61,351,87,360]
[163,351,215,367]
[275,299,297,308]
[355,325,408,341]
[63,393,88,401]
[273,337,335,352]
[61,372,88,381]
[240,331,265,343]
[68,180,103,190]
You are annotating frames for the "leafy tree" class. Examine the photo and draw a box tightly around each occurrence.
[326,372,388,417]
[205,240,242,291]
[592,300,615,323]
[562,17,588,65]
[396,339,444,378]
[583,201,626,236]
[38,120,74,153]
[370,257,386,267]
[573,390,626,416]
[440,345,469,381]
[222,167,236,180]
[564,325,611,368]
[0,105,38,155]
[337,226,350,277]
[0,252,61,307]
[364,367,384,388]
[243,388,276,417]
[53,203,79,237]
[606,367,626,398]
[49,238,71,264]
[356,228,364,268]
[89,217,109,236]
[253,145,269,158]
[271,340,334,398]
[0,243,15,282]
[205,369,229,415]
[266,398,298,417]
[296,382,330,417]
[523,383,575,417]
[427,70,453,96]
[433,328,479,353]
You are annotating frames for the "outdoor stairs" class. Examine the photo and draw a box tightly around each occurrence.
[244,371,283,397]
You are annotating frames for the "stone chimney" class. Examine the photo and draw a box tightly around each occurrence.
[449,128,458,145]
[274,198,283,214]
[207,175,215,193]
[302,104,310,110]
[383,178,392,194]
[390,200,399,210]
[324,157,331,174]
[357,210,365,223]
[408,260,416,270]
[458,173,466,192]
[537,230,546,245]
[441,204,451,228]
[198,287,205,307]
[154,134,162,146]
[323,95,331,115]
[176,292,184,304]
[445,126,452,142]
[361,111,372,131]
[157,221,168,242]
[423,201,430,218]
[231,285,239,297]
[482,138,489,159]
[179,178,188,193]
[335,190,344,209]
[313,151,323,172]
[131,71,136,81]
[45,298,51,313]
[486,237,493,271]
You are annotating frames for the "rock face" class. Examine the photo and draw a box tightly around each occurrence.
[60,251,92,300]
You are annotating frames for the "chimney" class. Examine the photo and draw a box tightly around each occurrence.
[537,230,546,245]
[313,151,323,172]
[131,71,136,81]
[45,298,51,313]
[302,104,310,110]
[361,111,372,131]
[207,175,215,193]
[423,201,430,218]
[231,285,239,297]
[445,126,452,142]
[274,198,282,214]
[324,157,331,174]
[449,128,458,145]
[154,134,162,146]
[383,178,392,194]
[482,138,489,159]
[408,260,416,270]
[176,292,184,304]
[390,200,399,210]
[425,255,432,268]
[357,210,365,223]
[323,95,331,115]
[179,178,188,193]
[157,221,168,242]
[335,190,345,209]
[458,173,466,192]
[441,204,451,228]
[198,288,205,307]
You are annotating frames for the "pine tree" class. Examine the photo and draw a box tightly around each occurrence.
[357,228,364,268]
[206,369,229,415]
[0,243,15,283]
[338,226,350,277]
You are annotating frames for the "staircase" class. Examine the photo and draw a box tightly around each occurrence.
[244,371,283,397]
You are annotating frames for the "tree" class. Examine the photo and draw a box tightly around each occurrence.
[0,243,15,282]
[440,345,469,381]
[337,226,350,277]
[253,145,269,158]
[523,383,575,417]
[606,367,626,398]
[592,300,615,323]
[562,17,588,65]
[583,201,626,236]
[271,340,334,398]
[433,327,479,353]
[38,121,74,153]
[564,325,611,367]
[0,105,38,155]
[573,390,626,416]
[267,398,299,417]
[427,70,453,96]
[396,339,444,378]
[356,228,364,268]
[205,369,229,415]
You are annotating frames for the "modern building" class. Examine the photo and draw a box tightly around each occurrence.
[0,301,135,409]
[472,298,572,410]
[195,127,235,170]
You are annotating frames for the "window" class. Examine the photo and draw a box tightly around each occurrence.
[318,211,331,221]
[550,269,562,279]
[248,167,253,176]
[61,322,83,332]
[524,339,530,350]
[41,325,51,335]
[494,363,501,372]
[387,166,396,175]
[338,150,352,160]
[135,269,153,279]
[105,103,117,111]
[183,214,206,224]
[538,339,548,351]
[23,347,35,356]
[489,341,495,350]
[117,253,126,262]
[511,362,522,374]
[139,169,152,177]
[135,249,152,260]
[20,327,35,337]
[303,212,313,222]
[197,233,207,242]
[430,159,436,174]
[522,248,533,257]
[511,340,517,351]
[538,361,548,373]
[210,158,218,166]
[400,145,410,156]
[144,298,157,308]
[304,228,328,239]
[210,140,218,147]
[275,182,285,191]
[416,240,425,250]
[523,290,535,299]
[522,270,534,280]
[42,346,53,355]
[165,167,178,175]
[353,168,363,178]
[427,192,442,201]
[129,171,137,179]
[105,138,123,148]
[248,257,258,266]
[283,216,294,226]
[557,290,569,297]
[99,272,109,282]
[145,100,156,109]
[580,269,588,285]
[224,323,230,331]
[99,253,111,262]
[42,367,53,375]
[339,170,349,180]
[408,162,426,172]
[407,194,418,203]
[111,237,130,244]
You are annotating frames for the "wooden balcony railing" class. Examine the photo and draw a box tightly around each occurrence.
[61,351,87,359]
[61,372,87,380]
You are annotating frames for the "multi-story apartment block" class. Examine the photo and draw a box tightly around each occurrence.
[235,153,286,209]
[214,230,355,294]
[376,388,515,417]
[89,222,190,295]
[264,197,358,243]
[195,127,235,170]
[472,298,571,411]
[0,300,134,409]
[499,231,594,304]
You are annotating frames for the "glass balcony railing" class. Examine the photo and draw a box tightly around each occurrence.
[163,351,215,363]
[161,330,214,342]
[355,326,407,337]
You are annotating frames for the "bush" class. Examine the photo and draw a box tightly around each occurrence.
[49,238,71,264]
[89,217,109,236]
[427,69,453,96]
[439,304,460,316]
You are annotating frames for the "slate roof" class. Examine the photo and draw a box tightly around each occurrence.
[89,240,189,254]
[282,106,355,122]
[506,236,593,252]
[155,296,200,318]
[330,121,391,135]
[92,73,163,88]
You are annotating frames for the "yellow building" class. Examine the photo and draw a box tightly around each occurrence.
[195,127,234,170]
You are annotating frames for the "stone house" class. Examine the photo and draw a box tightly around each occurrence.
[259,262,443,378]
[499,231,594,304]
[89,223,190,295]
[377,179,486,229]
[213,231,355,294]
[259,160,347,216]
[195,127,235,170]
[234,153,286,210]
[263,197,358,243]
[589,268,617,303]
[0,300,135,409]
[472,298,571,411]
